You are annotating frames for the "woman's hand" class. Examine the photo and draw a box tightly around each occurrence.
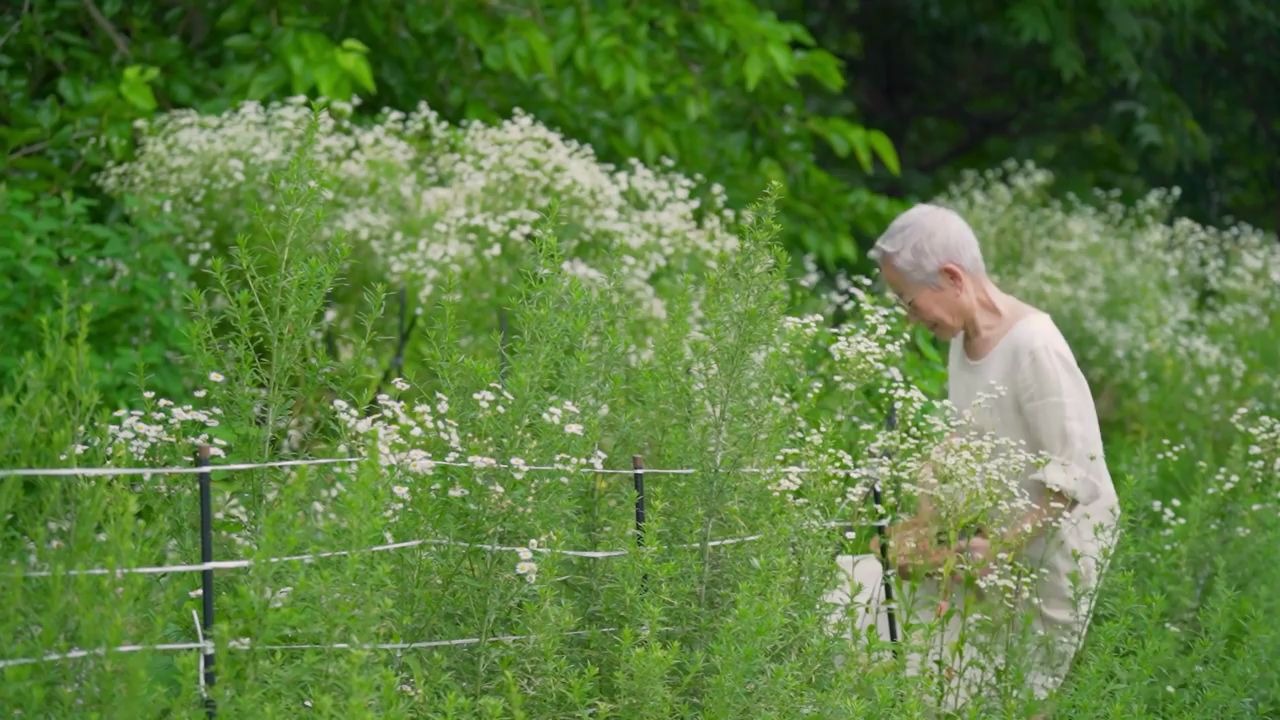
[869,529,994,581]
[953,533,993,578]
[869,523,948,580]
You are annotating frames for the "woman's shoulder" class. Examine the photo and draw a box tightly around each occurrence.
[1011,309,1080,368]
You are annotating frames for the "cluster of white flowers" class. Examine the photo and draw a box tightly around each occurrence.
[827,320,907,392]
[515,541,539,584]
[1198,407,1280,533]
[541,399,586,437]
[103,404,225,459]
[100,99,739,321]
[1232,407,1280,480]
[332,395,453,477]
[472,383,512,413]
[1149,497,1189,550]
[333,381,614,523]
[940,160,1280,419]
[62,388,230,487]
[918,406,1042,541]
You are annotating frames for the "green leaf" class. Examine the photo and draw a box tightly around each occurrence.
[867,129,900,175]
[1006,1,1053,43]
[683,95,704,122]
[597,58,619,91]
[215,1,252,31]
[787,22,817,47]
[118,65,158,113]
[794,49,845,93]
[298,31,333,61]
[504,40,531,82]
[849,130,872,173]
[766,43,795,85]
[246,64,289,100]
[56,76,84,106]
[516,23,556,80]
[335,50,377,94]
[482,42,507,73]
[340,38,371,54]
[816,126,850,158]
[743,51,766,91]
[808,117,876,172]
[914,327,942,363]
[224,34,259,53]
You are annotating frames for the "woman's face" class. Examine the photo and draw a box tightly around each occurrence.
[879,261,967,341]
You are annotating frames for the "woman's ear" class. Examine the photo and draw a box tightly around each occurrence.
[940,264,965,293]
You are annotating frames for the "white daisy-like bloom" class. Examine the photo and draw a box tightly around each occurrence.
[101,101,740,324]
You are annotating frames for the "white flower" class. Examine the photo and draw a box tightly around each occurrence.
[266,586,293,608]
[515,561,537,582]
[509,457,529,479]
[392,485,410,500]
[391,377,410,392]
[208,372,225,383]
[448,485,469,498]
[516,547,533,561]
[564,423,584,436]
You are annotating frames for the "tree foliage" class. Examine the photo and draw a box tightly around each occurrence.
[782,0,1280,232]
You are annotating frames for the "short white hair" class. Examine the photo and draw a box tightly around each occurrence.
[867,203,986,285]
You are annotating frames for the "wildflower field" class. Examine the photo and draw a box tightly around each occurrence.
[1,97,1278,719]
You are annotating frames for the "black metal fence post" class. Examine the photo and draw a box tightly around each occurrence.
[631,455,646,548]
[196,446,217,718]
[873,405,901,649]
[632,455,649,595]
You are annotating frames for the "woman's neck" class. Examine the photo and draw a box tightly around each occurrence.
[963,280,1014,341]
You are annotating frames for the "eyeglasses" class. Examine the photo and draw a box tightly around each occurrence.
[872,277,919,315]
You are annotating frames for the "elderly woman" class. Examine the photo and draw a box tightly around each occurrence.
[867,203,1122,710]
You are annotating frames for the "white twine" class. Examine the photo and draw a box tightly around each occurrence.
[0,457,362,478]
[0,628,620,669]
[0,457,866,479]
[242,627,617,652]
[11,518,887,579]
[0,642,212,669]
[191,610,208,698]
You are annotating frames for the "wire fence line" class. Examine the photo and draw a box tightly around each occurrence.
[0,627,635,670]
[0,455,873,479]
[0,457,364,478]
[0,642,214,670]
[7,519,886,579]
[0,445,898,710]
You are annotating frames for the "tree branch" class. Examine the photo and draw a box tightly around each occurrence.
[0,0,32,53]
[82,0,129,58]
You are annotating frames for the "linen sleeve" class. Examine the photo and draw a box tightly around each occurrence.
[1017,344,1106,507]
